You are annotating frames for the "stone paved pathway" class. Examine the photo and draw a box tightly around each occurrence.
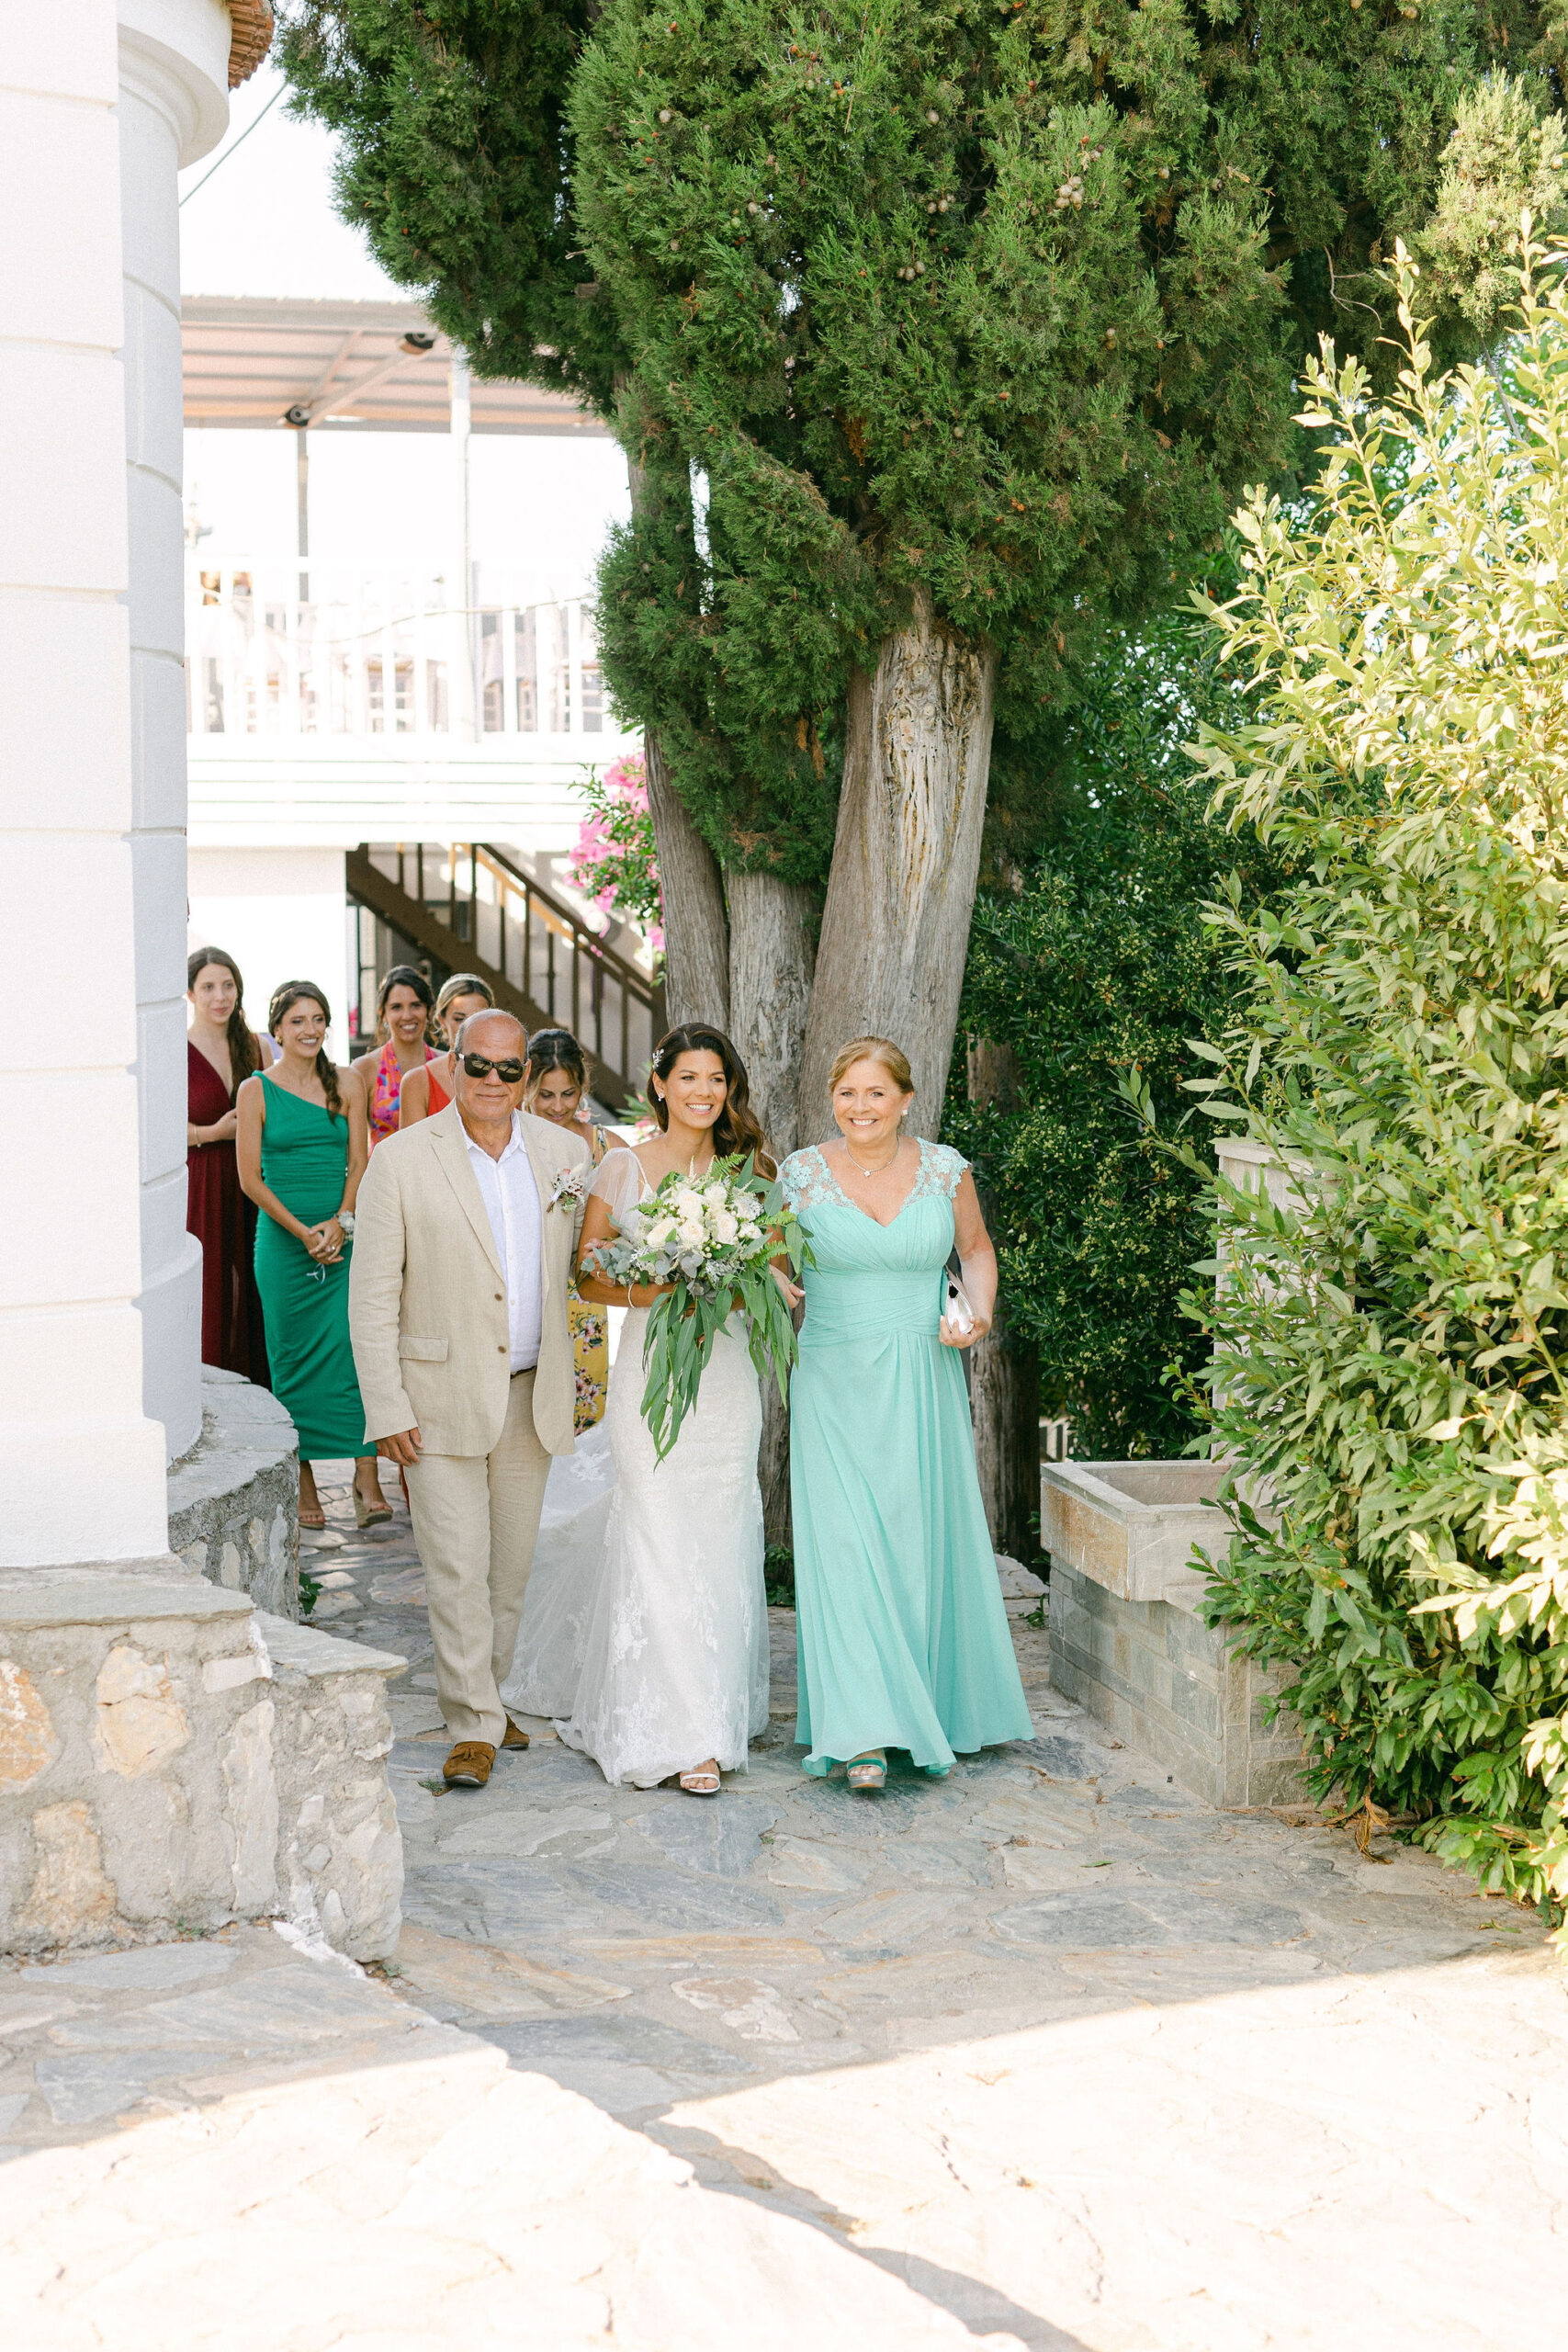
[3,1460,1564,2348]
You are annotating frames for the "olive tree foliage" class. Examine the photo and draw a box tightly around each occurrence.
[281,2,1562,1146]
[1129,236,1568,1933]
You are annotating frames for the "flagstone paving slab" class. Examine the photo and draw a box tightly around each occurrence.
[3,1460,1559,2347]
[276,1461,1565,2347]
[0,1946,1002,2350]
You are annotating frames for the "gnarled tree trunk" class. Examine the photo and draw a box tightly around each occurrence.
[727,870,815,1163]
[643,729,729,1032]
[728,869,816,1547]
[970,1319,1039,1557]
[965,1040,1040,1561]
[797,593,996,1145]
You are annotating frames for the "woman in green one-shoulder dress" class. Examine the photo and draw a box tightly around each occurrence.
[781,1038,1033,1791]
[236,981,385,1532]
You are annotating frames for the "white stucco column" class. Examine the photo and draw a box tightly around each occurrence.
[117,0,231,1463]
[0,7,170,1562]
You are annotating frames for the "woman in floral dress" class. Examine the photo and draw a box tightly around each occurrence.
[524,1028,609,1430]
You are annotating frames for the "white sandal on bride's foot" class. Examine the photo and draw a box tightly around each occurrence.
[679,1769,721,1796]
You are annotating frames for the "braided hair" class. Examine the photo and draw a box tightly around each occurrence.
[648,1025,773,1176]
[186,946,262,1096]
[266,981,344,1121]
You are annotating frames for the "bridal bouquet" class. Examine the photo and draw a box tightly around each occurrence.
[589,1155,811,1459]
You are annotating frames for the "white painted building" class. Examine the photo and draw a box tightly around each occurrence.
[1,5,650,1578]
[179,295,652,1072]
[3,0,258,1557]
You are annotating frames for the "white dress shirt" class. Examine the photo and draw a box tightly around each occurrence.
[465,1112,543,1373]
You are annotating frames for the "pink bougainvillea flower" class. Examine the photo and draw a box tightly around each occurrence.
[569,752,662,948]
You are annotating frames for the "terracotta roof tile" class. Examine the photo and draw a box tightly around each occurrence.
[227,1,274,90]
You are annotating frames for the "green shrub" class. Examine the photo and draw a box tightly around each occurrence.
[763,1544,795,1611]
[1133,232,1568,1939]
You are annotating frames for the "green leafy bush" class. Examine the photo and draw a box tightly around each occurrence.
[945,609,1288,1456]
[1134,233,1568,1937]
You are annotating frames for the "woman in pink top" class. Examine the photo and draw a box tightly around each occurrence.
[351,964,438,1146]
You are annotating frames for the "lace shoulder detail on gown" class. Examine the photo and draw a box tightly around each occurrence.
[782,1139,965,1209]
[911,1138,967,1201]
[779,1146,844,1214]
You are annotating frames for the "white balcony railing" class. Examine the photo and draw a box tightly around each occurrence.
[186,558,611,742]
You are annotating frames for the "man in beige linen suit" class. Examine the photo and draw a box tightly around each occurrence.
[349,1011,590,1789]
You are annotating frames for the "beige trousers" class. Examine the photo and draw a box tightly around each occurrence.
[404,1370,552,1747]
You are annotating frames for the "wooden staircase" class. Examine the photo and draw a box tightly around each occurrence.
[347,841,663,1108]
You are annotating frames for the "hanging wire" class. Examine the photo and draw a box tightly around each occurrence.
[179,80,284,209]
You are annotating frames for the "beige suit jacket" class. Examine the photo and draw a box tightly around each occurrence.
[348,1102,591,1458]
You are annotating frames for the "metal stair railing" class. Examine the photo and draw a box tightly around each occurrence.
[347,841,664,1108]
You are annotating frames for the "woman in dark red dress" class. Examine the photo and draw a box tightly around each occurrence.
[186,947,271,1385]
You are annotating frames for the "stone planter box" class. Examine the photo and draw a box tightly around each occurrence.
[1042,1458,1307,1810]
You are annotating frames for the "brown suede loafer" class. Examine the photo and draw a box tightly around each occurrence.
[502,1716,530,1750]
[443,1741,496,1789]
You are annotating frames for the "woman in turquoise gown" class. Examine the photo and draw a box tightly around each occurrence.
[781,1038,1034,1787]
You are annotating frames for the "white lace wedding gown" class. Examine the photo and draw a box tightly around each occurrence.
[501,1148,769,1786]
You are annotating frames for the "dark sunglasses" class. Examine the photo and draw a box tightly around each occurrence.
[459,1053,526,1083]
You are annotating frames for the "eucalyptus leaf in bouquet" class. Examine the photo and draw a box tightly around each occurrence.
[590,1155,812,1459]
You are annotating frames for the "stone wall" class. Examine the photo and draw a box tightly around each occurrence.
[262,1613,404,1964]
[0,1568,404,1963]
[0,1567,273,1956]
[1049,1560,1306,1809]
[168,1369,299,1617]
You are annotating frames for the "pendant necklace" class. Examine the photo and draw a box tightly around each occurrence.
[844,1137,901,1180]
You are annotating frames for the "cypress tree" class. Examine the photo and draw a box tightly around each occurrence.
[283,0,1563,1147]
[574,4,1565,1141]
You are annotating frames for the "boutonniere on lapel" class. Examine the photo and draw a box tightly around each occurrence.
[547,1162,591,1214]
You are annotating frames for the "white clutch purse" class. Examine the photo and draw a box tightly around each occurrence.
[942,1273,976,1335]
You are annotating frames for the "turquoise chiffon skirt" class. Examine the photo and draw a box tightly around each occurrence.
[784,1174,1034,1777]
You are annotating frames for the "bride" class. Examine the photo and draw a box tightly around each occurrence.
[502,1025,778,1795]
